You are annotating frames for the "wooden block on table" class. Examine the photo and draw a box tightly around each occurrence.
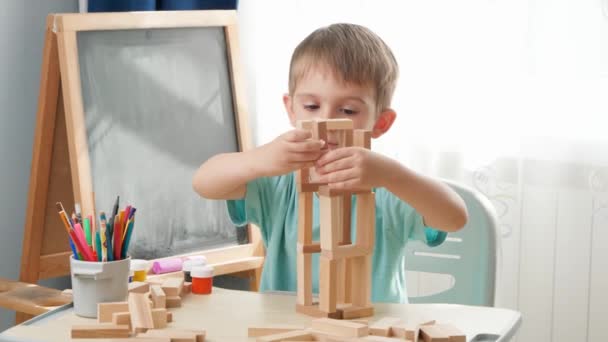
[248,325,305,337]
[129,281,151,294]
[166,295,182,308]
[354,192,375,250]
[420,325,450,342]
[166,311,173,322]
[183,282,192,294]
[297,252,312,306]
[141,328,205,342]
[295,304,342,319]
[145,278,166,286]
[434,324,466,342]
[311,318,368,337]
[256,329,314,342]
[71,324,130,338]
[150,285,166,309]
[369,317,402,337]
[161,278,184,297]
[151,308,168,329]
[338,305,374,320]
[319,257,337,314]
[98,302,129,323]
[112,311,131,329]
[128,293,155,332]
[390,322,417,340]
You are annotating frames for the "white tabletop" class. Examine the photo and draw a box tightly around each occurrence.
[0,287,520,342]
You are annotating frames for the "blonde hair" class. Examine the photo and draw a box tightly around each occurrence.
[288,23,399,113]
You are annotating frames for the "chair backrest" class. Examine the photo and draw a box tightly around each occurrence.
[404,180,500,306]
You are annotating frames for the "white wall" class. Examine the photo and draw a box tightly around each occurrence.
[0,0,78,332]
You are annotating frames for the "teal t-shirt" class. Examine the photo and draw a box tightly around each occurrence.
[226,172,447,303]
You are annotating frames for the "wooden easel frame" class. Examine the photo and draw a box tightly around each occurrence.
[14,11,263,321]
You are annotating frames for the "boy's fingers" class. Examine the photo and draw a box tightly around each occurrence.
[315,157,352,175]
[284,129,312,142]
[316,147,352,167]
[289,139,326,152]
[315,169,357,184]
[287,151,323,163]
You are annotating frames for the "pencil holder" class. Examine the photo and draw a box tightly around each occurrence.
[70,256,130,318]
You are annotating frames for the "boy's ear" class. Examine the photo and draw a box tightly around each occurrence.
[371,109,397,138]
[283,94,297,126]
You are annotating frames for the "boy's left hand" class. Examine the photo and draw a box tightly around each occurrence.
[314,147,388,191]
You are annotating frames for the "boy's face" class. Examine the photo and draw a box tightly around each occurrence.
[284,66,396,150]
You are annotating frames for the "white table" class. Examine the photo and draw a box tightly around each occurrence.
[0,287,521,341]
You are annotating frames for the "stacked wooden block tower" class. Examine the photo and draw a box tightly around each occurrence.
[295,119,375,320]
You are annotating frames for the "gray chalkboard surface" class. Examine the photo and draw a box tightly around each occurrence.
[77,27,241,260]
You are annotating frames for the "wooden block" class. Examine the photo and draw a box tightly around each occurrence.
[247,325,305,337]
[311,318,368,337]
[166,295,182,308]
[297,242,321,254]
[298,192,313,244]
[297,119,313,130]
[145,278,166,286]
[369,317,402,337]
[325,118,353,130]
[150,285,166,309]
[338,305,374,320]
[295,304,342,319]
[141,328,205,342]
[112,311,131,329]
[338,128,354,148]
[312,121,328,144]
[355,192,375,250]
[321,245,371,260]
[420,325,450,342]
[151,308,168,329]
[161,278,184,297]
[128,293,155,332]
[257,330,315,342]
[341,194,352,245]
[71,324,130,338]
[434,324,466,342]
[320,195,341,250]
[183,282,192,294]
[319,257,337,314]
[350,256,372,307]
[166,311,173,322]
[390,322,417,340]
[98,302,129,323]
[297,252,313,306]
[353,130,371,149]
[129,281,151,294]
[336,258,346,304]
[133,338,171,342]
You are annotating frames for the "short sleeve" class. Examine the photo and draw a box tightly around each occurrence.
[225,174,294,241]
[375,188,447,247]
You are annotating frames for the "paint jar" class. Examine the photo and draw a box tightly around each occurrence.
[70,256,130,318]
[191,265,213,295]
[131,259,149,282]
[182,258,207,282]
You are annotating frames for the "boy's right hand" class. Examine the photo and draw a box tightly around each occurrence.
[257,129,326,177]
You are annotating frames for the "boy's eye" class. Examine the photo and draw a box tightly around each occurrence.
[340,108,358,115]
[304,104,319,111]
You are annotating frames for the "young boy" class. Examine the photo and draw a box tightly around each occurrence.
[192,23,468,303]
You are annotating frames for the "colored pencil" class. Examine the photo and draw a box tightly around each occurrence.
[121,218,135,259]
[83,217,91,246]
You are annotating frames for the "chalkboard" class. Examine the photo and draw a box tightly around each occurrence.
[77,27,241,259]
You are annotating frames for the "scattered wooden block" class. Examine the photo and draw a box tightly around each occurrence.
[420,325,450,342]
[129,281,151,294]
[161,278,184,297]
[71,324,130,338]
[140,328,205,342]
[112,311,131,329]
[151,308,168,329]
[434,324,466,342]
[295,304,342,319]
[183,282,192,294]
[248,325,305,337]
[98,302,129,323]
[150,285,166,309]
[311,318,368,337]
[338,305,374,320]
[369,317,402,337]
[128,293,155,332]
[256,329,314,342]
[390,322,418,340]
[166,311,173,322]
[166,295,182,308]
[145,278,166,286]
